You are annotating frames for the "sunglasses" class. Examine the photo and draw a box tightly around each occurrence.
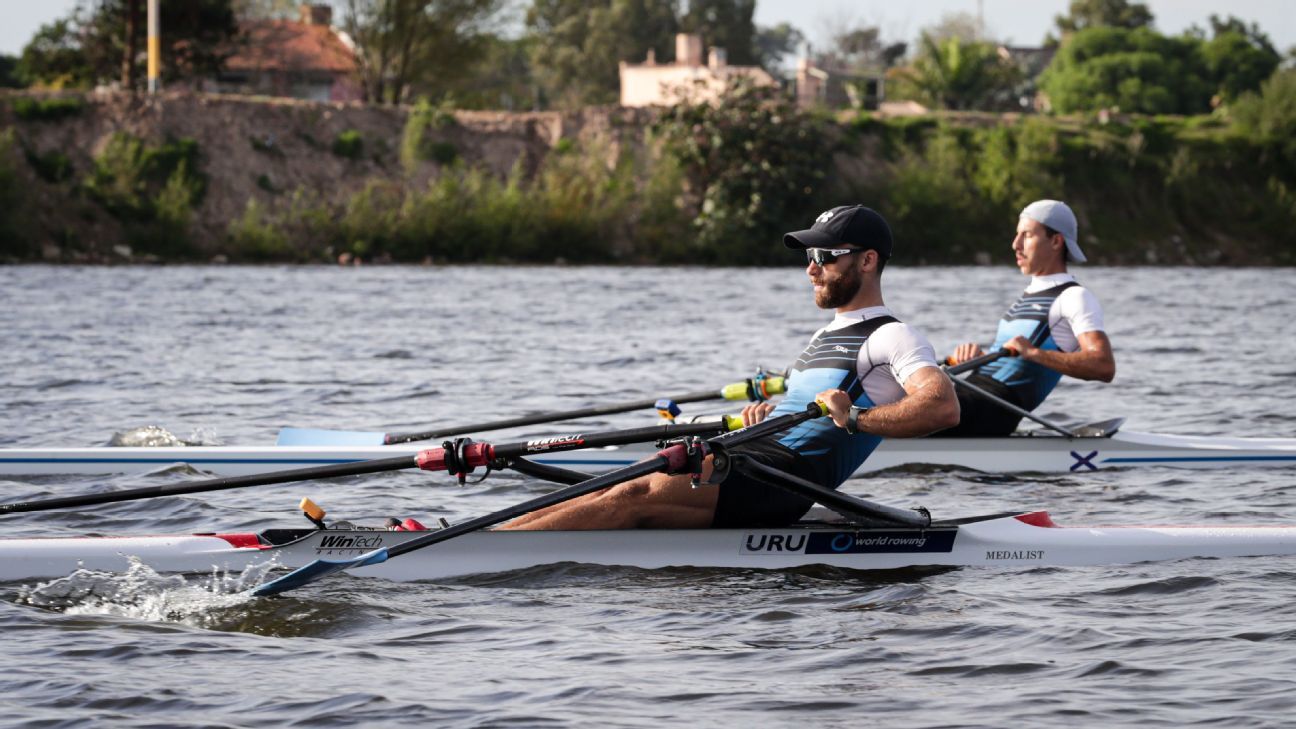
[805,248,860,266]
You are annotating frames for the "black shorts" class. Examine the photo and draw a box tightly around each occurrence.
[711,439,823,528]
[930,373,1026,437]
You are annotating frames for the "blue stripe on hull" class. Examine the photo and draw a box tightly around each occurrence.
[1103,455,1296,464]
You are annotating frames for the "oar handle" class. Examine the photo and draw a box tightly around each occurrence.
[706,401,828,450]
[944,347,1016,376]
[720,375,787,402]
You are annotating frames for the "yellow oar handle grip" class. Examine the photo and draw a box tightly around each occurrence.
[812,400,830,417]
[722,414,745,431]
[721,376,788,401]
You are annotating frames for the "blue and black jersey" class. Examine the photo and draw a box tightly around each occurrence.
[769,315,898,489]
[976,281,1078,411]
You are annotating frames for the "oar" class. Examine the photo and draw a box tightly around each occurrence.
[0,419,744,515]
[948,377,1078,437]
[250,452,679,596]
[940,347,1077,437]
[250,403,830,597]
[276,374,787,446]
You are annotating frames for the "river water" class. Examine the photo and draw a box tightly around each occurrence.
[1,264,1294,727]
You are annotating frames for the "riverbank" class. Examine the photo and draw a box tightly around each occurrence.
[1,90,1292,265]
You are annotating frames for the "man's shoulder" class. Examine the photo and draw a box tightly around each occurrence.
[869,320,937,356]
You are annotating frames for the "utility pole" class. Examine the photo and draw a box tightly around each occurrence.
[147,0,159,93]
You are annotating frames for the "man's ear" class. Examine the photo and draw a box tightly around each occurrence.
[860,249,879,273]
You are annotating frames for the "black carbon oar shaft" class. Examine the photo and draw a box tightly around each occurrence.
[0,455,419,515]
[384,390,725,444]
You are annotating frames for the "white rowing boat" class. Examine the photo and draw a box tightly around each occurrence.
[3,424,1294,477]
[3,508,1295,584]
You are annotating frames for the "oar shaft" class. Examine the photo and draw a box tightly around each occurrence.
[384,390,725,444]
[0,455,420,515]
[949,376,1077,437]
[388,453,679,559]
[415,419,738,473]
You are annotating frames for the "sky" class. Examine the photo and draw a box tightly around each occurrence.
[0,0,1292,57]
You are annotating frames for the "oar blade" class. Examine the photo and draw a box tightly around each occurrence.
[276,427,387,447]
[251,547,390,596]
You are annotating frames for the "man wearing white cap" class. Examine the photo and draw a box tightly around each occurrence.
[939,200,1115,436]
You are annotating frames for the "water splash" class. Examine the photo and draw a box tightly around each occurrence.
[14,556,281,628]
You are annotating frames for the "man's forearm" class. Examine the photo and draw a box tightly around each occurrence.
[857,377,959,437]
[1023,347,1115,382]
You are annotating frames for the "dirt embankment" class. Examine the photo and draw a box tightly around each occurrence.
[2,90,650,261]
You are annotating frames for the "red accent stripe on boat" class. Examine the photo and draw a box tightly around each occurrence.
[211,533,267,549]
[1015,511,1057,527]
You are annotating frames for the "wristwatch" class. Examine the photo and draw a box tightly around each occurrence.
[845,405,868,434]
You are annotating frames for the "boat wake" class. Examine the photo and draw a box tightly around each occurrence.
[14,556,279,627]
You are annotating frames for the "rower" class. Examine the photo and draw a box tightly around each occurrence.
[936,200,1115,437]
[499,204,959,531]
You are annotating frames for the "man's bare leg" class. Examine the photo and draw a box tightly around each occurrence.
[499,460,720,530]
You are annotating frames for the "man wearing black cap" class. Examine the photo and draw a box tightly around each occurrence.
[502,205,959,531]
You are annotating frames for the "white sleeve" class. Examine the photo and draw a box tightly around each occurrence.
[1055,287,1105,336]
[870,322,940,385]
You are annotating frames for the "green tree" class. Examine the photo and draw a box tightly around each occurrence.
[17,18,94,88]
[680,0,756,65]
[451,35,540,110]
[1197,15,1281,102]
[18,0,238,90]
[819,25,906,72]
[1232,69,1296,163]
[0,55,19,88]
[1038,27,1211,114]
[754,22,804,74]
[526,0,678,107]
[901,34,1021,110]
[654,80,831,262]
[339,0,505,104]
[1054,0,1153,35]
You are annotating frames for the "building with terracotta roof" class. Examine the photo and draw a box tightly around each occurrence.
[213,4,360,103]
[618,34,777,108]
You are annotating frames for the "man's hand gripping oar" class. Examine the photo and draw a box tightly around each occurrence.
[249,402,832,597]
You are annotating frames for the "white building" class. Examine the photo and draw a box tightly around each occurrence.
[619,34,777,108]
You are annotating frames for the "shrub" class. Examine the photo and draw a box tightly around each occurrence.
[11,96,85,122]
[331,129,363,160]
[0,129,34,258]
[83,133,205,221]
[401,98,459,172]
[1232,69,1296,166]
[24,146,72,183]
[427,141,458,165]
[227,199,291,261]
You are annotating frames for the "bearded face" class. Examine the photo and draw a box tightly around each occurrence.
[812,259,863,309]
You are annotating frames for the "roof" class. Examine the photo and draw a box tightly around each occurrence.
[225,20,357,74]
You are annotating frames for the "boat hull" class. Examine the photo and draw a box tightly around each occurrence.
[3,512,1296,583]
[2,430,1294,476]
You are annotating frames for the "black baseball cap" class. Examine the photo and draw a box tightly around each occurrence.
[783,205,893,259]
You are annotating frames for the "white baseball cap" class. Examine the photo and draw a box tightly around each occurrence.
[1021,200,1085,264]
